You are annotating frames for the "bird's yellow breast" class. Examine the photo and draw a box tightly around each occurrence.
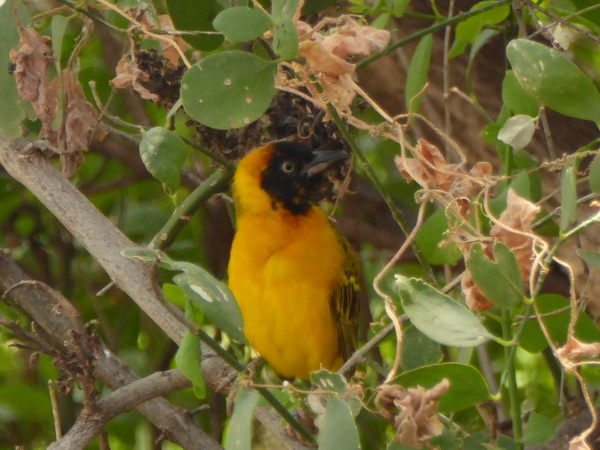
[228,146,345,378]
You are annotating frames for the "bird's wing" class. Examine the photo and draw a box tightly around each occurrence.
[331,233,360,362]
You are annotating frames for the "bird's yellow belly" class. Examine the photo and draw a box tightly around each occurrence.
[229,210,344,379]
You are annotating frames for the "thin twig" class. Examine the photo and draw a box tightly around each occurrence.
[49,381,63,440]
[357,0,513,68]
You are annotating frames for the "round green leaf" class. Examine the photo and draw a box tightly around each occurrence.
[181,51,277,130]
[224,388,260,450]
[310,370,361,416]
[122,248,246,343]
[589,155,600,193]
[497,114,537,150]
[520,294,600,353]
[405,34,433,114]
[139,127,188,193]
[396,276,494,347]
[449,1,510,58]
[396,363,492,413]
[318,396,360,450]
[415,208,461,266]
[272,18,299,59]
[213,7,271,43]
[521,411,555,446]
[507,39,600,122]
[400,325,443,371]
[175,302,206,399]
[560,166,577,231]
[466,242,524,309]
[502,70,539,117]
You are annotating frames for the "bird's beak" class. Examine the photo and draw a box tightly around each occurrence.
[301,151,349,177]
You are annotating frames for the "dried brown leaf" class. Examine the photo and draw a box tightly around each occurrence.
[376,379,449,448]
[110,56,160,101]
[558,337,600,364]
[321,18,390,60]
[299,40,355,78]
[9,26,56,132]
[9,26,54,102]
[490,189,541,283]
[395,139,492,198]
[462,271,494,312]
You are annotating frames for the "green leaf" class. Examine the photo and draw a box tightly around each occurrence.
[463,432,491,449]
[502,70,539,117]
[139,127,188,193]
[497,114,537,150]
[271,0,300,59]
[396,276,494,347]
[166,0,223,51]
[318,396,360,450]
[272,19,299,59]
[0,0,31,139]
[302,0,339,15]
[429,428,461,449]
[507,39,600,122]
[175,301,205,399]
[181,51,277,130]
[449,1,510,58]
[496,435,518,449]
[271,0,300,22]
[391,0,412,18]
[396,363,492,413]
[162,283,187,309]
[122,248,246,342]
[578,249,600,269]
[224,388,260,450]
[213,7,271,43]
[522,411,555,445]
[588,155,600,193]
[310,370,361,416]
[51,14,72,69]
[405,34,432,114]
[466,242,524,309]
[560,165,577,232]
[400,325,443,371]
[520,294,600,353]
[415,208,461,266]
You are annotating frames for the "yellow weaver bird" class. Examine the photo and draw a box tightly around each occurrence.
[228,141,360,379]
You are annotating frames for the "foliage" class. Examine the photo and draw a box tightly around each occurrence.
[1,0,600,449]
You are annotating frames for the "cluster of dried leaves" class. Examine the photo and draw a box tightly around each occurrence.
[278,7,390,116]
[397,139,543,312]
[376,379,449,448]
[110,13,185,107]
[9,24,104,177]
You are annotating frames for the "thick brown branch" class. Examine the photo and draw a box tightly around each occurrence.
[47,370,207,450]
[0,250,221,449]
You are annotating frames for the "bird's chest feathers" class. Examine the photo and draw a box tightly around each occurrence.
[236,208,343,286]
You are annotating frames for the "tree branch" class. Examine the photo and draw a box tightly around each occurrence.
[0,250,221,449]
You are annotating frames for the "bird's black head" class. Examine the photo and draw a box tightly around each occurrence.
[260,141,348,215]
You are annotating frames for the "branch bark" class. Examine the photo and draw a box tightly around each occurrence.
[0,250,221,449]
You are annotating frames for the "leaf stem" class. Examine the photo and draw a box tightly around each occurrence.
[150,167,233,251]
[501,309,523,449]
[357,0,512,68]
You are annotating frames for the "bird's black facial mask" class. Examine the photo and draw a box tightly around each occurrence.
[261,142,348,215]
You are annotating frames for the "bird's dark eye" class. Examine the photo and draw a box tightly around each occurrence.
[281,161,296,173]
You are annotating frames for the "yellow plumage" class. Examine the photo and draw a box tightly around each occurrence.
[228,142,359,379]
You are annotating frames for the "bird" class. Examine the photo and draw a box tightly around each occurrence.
[228,141,360,379]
